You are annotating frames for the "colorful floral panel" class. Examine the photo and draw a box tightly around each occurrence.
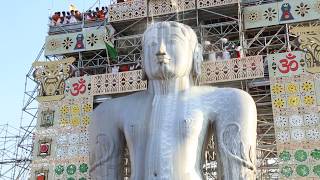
[45,27,108,56]
[244,0,320,29]
[31,90,93,179]
[269,53,320,178]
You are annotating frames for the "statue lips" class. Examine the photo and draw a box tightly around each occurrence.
[156,55,175,79]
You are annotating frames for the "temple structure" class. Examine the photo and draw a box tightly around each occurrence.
[21,0,320,179]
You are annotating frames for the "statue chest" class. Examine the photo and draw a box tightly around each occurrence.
[124,94,207,147]
[123,94,208,178]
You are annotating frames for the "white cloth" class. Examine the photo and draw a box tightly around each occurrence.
[222,50,231,60]
[69,16,78,24]
[111,66,119,74]
[208,52,216,61]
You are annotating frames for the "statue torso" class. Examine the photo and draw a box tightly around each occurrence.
[120,88,213,180]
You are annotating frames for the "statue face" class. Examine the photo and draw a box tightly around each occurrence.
[143,23,195,80]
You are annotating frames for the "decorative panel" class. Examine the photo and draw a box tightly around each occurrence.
[32,58,75,102]
[277,0,320,24]
[243,3,279,29]
[31,95,93,180]
[199,55,264,84]
[109,0,147,22]
[65,75,91,99]
[269,51,320,179]
[45,27,107,56]
[108,0,239,22]
[243,0,320,29]
[91,70,147,95]
[149,0,195,16]
[315,75,320,106]
[197,0,238,9]
[290,25,320,74]
[270,75,320,179]
[267,51,306,78]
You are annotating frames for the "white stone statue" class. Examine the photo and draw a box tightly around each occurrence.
[89,21,257,180]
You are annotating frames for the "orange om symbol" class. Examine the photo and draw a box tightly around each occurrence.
[71,78,86,96]
[278,53,299,74]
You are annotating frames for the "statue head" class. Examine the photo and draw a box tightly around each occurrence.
[142,21,202,80]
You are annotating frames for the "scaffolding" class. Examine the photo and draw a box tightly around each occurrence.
[2,0,319,179]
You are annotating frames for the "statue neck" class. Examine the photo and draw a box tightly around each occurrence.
[147,76,192,95]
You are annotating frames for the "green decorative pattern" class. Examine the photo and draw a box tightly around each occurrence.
[67,164,77,175]
[55,165,64,175]
[311,149,320,160]
[279,151,291,161]
[296,164,309,177]
[79,178,86,180]
[281,166,293,177]
[79,163,88,173]
[313,165,320,177]
[67,177,75,180]
[294,150,308,162]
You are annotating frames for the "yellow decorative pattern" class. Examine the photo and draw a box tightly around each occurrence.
[304,96,315,105]
[286,83,298,94]
[272,84,284,94]
[83,104,92,113]
[302,81,313,92]
[71,105,80,115]
[274,98,285,108]
[56,97,93,127]
[59,106,69,116]
[82,116,91,126]
[288,96,300,107]
[60,118,68,127]
[71,116,80,127]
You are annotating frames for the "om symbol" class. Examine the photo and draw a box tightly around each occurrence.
[70,78,86,96]
[278,53,299,74]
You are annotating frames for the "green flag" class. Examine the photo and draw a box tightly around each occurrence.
[105,42,118,60]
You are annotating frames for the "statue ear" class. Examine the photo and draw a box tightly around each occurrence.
[192,43,203,77]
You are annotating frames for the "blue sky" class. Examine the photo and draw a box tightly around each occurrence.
[0,0,109,128]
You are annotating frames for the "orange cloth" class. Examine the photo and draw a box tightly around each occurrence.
[97,10,105,20]
[52,14,59,22]
[37,175,45,180]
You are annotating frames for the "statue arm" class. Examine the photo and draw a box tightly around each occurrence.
[89,102,124,179]
[206,88,257,175]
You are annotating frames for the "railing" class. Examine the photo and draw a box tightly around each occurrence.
[197,0,238,9]
[200,55,264,84]
[109,0,239,22]
[109,0,147,22]
[149,0,195,16]
[48,12,106,35]
[91,70,147,95]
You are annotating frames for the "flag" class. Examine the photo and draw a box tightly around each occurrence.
[105,42,118,61]
[69,4,77,11]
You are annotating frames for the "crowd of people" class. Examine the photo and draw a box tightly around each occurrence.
[50,7,108,26]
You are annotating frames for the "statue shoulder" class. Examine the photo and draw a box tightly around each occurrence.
[189,86,218,97]
[190,86,253,103]
[93,90,148,118]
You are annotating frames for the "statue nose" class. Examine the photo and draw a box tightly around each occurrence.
[156,42,170,64]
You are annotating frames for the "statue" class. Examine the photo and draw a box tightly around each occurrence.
[89,21,257,180]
